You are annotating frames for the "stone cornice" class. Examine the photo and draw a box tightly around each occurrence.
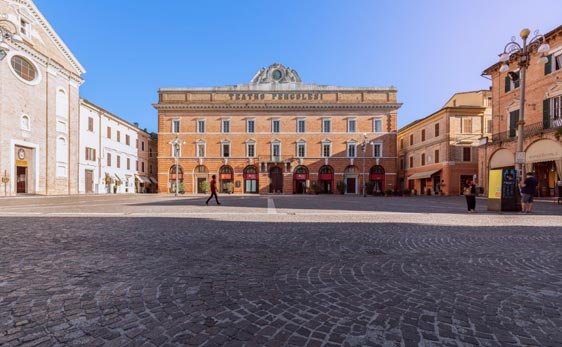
[153,103,403,112]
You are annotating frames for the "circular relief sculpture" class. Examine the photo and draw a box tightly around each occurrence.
[11,55,37,82]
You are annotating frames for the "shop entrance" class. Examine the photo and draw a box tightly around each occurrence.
[243,165,259,194]
[293,165,309,194]
[269,166,283,193]
[318,165,334,194]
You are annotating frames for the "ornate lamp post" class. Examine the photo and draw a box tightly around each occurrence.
[497,28,550,178]
[0,21,23,61]
[169,136,183,197]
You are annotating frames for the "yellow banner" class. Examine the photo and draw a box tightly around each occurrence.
[488,169,502,199]
[16,160,28,167]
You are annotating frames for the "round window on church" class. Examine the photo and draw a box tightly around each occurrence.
[271,69,283,81]
[11,56,37,82]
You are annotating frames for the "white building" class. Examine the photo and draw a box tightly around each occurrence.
[79,99,141,194]
[0,0,84,195]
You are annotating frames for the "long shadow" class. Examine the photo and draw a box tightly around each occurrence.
[130,194,562,216]
[1,216,562,346]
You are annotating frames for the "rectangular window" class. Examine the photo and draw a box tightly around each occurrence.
[297,143,306,157]
[149,165,153,174]
[322,143,331,157]
[409,156,413,168]
[141,141,145,151]
[222,119,230,133]
[88,117,94,132]
[551,95,562,122]
[222,143,230,157]
[463,147,471,162]
[85,147,96,161]
[421,129,426,142]
[107,153,111,167]
[20,19,29,36]
[509,110,519,138]
[400,138,404,149]
[141,162,145,173]
[400,158,404,170]
[125,134,130,146]
[272,119,280,133]
[247,120,255,133]
[272,143,280,158]
[323,119,331,133]
[247,143,255,158]
[297,119,306,133]
[127,158,130,170]
[410,134,414,146]
[348,119,356,133]
[116,131,121,143]
[197,143,205,157]
[347,143,356,158]
[197,120,205,133]
[505,71,520,92]
[136,160,138,171]
[373,143,382,158]
[486,119,493,134]
[172,120,180,133]
[435,149,440,163]
[117,155,121,168]
[373,119,382,133]
[463,119,473,133]
[435,123,440,137]
[107,126,111,139]
[556,53,562,71]
[421,153,426,166]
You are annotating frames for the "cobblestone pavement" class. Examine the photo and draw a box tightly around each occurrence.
[0,195,562,347]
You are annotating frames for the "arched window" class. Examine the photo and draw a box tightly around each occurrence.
[194,165,208,173]
[370,165,385,175]
[21,115,30,131]
[294,165,309,175]
[56,136,67,163]
[344,166,357,175]
[56,88,68,119]
[319,165,334,175]
[243,165,258,175]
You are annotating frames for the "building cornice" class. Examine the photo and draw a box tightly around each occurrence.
[153,103,403,112]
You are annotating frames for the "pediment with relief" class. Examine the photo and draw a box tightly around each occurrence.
[250,63,302,84]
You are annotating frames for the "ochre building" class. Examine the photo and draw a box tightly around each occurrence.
[398,90,491,196]
[154,63,401,195]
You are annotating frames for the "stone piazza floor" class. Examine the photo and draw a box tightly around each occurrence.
[0,194,562,347]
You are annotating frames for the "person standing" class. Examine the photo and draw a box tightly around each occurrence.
[520,172,537,213]
[206,175,221,206]
[463,179,477,213]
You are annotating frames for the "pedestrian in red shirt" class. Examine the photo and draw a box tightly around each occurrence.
[206,175,221,205]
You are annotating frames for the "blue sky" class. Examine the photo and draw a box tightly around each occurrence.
[34,0,562,133]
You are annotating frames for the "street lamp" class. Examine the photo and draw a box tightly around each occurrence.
[169,136,184,197]
[497,28,550,179]
[360,133,371,197]
[0,21,23,61]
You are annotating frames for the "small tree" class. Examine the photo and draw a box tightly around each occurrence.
[336,181,346,194]
[199,180,210,194]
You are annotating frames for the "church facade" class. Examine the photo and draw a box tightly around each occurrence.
[155,64,401,195]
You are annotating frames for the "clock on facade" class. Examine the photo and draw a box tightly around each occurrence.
[18,149,25,160]
[271,69,283,81]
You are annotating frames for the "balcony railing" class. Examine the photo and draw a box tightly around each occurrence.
[491,119,562,143]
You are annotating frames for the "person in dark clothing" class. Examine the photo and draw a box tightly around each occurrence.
[463,179,477,213]
[206,175,221,205]
[520,172,537,213]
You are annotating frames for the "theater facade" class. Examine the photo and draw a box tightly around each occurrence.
[154,63,401,195]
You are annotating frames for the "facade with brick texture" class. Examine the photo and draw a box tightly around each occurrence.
[154,63,401,195]
[480,25,562,198]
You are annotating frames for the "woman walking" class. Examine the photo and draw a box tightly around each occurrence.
[463,179,477,213]
[205,175,221,206]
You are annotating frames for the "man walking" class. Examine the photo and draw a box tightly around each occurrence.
[520,172,537,213]
[206,175,221,206]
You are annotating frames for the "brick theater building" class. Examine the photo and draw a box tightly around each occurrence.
[154,63,401,195]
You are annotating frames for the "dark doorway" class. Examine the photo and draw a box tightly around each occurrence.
[346,177,356,194]
[85,170,94,193]
[17,166,27,193]
[269,166,283,193]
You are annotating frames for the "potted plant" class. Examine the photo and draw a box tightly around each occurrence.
[384,188,393,197]
[226,182,234,194]
[199,180,210,194]
[555,127,562,141]
[402,189,411,196]
[178,182,185,194]
[310,182,320,194]
[336,181,346,194]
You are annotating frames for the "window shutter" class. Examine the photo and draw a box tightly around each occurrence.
[543,98,550,129]
[544,54,552,75]
[94,149,96,161]
[85,147,88,160]
[504,76,511,93]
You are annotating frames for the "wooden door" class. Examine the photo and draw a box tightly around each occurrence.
[346,177,356,194]
[16,167,26,193]
[85,170,94,193]
[270,167,283,193]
